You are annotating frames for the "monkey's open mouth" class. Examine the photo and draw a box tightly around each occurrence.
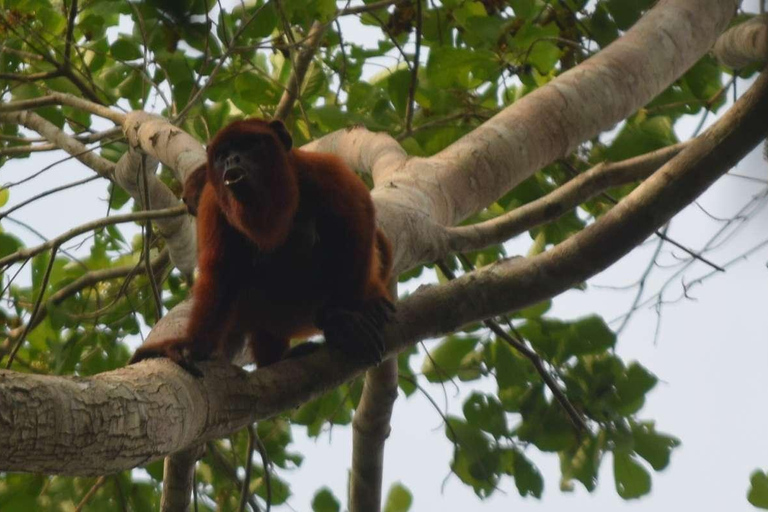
[223,168,246,187]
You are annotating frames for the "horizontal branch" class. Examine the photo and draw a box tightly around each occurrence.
[0,92,124,124]
[0,205,187,268]
[1,65,765,476]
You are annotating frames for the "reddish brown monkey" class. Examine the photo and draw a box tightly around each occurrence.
[129,119,394,370]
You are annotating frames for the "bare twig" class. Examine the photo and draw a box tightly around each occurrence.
[436,260,588,433]
[74,476,107,512]
[0,205,187,269]
[404,0,423,134]
[5,245,58,368]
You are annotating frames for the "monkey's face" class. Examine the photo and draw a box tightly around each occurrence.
[208,120,293,205]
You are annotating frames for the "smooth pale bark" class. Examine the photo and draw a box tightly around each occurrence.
[714,14,768,68]
[1,0,761,496]
[2,62,766,474]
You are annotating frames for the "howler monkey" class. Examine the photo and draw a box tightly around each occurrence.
[129,119,394,370]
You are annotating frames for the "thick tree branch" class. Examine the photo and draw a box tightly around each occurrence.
[2,62,765,477]
[440,143,687,254]
[122,111,207,185]
[114,150,197,275]
[302,126,408,183]
[375,0,738,231]
[714,14,768,68]
[349,358,397,512]
[160,444,204,512]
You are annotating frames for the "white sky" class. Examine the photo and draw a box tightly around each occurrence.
[1,1,767,510]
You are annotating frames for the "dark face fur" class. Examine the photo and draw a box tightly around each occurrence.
[205,118,298,250]
[208,119,293,203]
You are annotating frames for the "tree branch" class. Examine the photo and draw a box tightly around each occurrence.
[0,92,123,123]
[349,355,398,512]
[273,21,328,121]
[0,206,187,269]
[2,62,765,477]
[440,143,687,254]
[0,111,115,177]
[714,14,768,68]
[114,150,197,275]
[160,444,204,512]
[375,0,738,230]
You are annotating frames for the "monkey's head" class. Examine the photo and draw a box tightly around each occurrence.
[206,118,299,250]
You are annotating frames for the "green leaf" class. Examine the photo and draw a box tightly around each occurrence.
[493,338,531,389]
[312,487,340,512]
[606,115,678,161]
[613,451,651,499]
[0,233,23,258]
[513,23,562,74]
[569,315,617,357]
[560,434,604,492]
[749,471,768,509]
[426,47,497,88]
[447,418,500,498]
[0,187,9,208]
[508,449,544,498]
[383,482,413,512]
[632,422,679,471]
[615,363,657,415]
[421,335,479,382]
[111,37,143,61]
[463,393,507,437]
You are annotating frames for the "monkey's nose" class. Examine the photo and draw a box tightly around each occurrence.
[223,153,246,186]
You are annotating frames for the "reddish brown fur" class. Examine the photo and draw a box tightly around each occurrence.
[130,119,393,369]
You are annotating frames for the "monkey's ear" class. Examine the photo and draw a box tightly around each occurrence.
[268,120,293,151]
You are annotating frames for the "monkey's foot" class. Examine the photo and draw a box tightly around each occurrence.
[318,298,396,364]
[128,338,206,377]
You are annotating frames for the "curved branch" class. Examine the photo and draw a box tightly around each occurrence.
[302,127,408,182]
[375,0,737,230]
[441,143,687,254]
[0,92,124,124]
[122,111,207,185]
[1,63,765,477]
[114,150,197,275]
[714,14,768,68]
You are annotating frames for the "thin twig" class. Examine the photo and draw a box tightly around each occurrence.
[74,476,107,512]
[0,205,187,269]
[404,0,422,134]
[436,260,588,433]
[140,155,164,321]
[238,425,257,512]
[5,245,59,368]
[0,175,102,220]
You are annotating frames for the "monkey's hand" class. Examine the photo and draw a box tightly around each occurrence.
[318,297,395,364]
[128,338,205,377]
